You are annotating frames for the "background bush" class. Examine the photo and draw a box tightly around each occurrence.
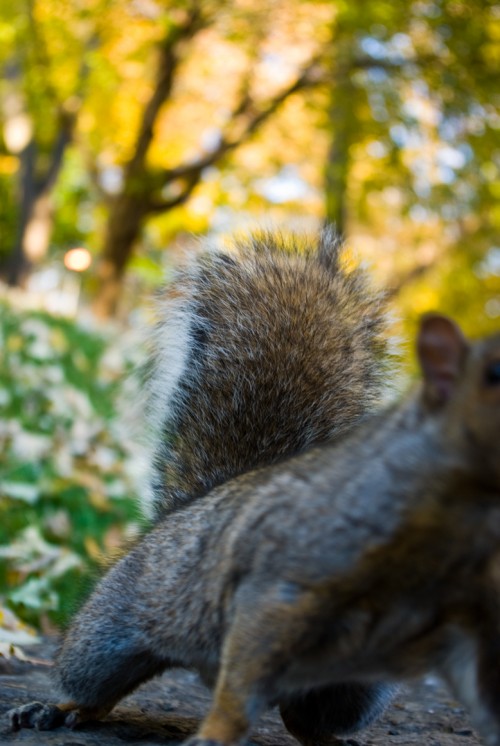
[0,301,146,631]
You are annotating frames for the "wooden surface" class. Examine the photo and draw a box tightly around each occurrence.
[0,642,482,746]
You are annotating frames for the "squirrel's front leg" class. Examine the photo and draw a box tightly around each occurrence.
[7,631,168,732]
[185,582,323,746]
[440,625,500,746]
[8,699,116,731]
[7,547,171,732]
[6,635,168,733]
[185,628,269,746]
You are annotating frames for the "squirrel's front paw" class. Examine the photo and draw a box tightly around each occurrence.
[6,700,110,731]
[7,701,68,731]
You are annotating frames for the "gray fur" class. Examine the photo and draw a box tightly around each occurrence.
[38,323,500,746]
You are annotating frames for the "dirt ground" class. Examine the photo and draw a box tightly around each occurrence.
[0,641,483,746]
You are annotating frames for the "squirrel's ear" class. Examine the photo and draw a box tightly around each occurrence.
[417,314,469,406]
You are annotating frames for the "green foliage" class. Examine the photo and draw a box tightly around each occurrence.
[0,301,146,628]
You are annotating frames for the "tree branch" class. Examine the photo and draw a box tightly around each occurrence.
[37,35,98,196]
[38,112,75,194]
[149,177,199,214]
[386,261,436,299]
[126,7,206,177]
[148,57,323,205]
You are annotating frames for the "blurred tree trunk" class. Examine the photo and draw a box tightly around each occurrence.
[91,11,321,318]
[324,63,355,237]
[4,140,35,286]
[323,19,358,238]
[89,13,195,319]
[1,8,93,287]
[3,114,74,286]
[91,194,149,318]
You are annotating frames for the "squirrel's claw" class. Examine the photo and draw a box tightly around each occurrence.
[7,701,67,731]
[6,700,109,731]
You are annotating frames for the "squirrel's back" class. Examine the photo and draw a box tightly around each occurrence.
[146,228,390,518]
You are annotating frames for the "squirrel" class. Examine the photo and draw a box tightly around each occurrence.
[7,228,401,743]
[8,309,500,746]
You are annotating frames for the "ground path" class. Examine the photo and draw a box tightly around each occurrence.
[0,641,482,746]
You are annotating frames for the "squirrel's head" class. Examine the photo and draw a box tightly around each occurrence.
[417,313,500,482]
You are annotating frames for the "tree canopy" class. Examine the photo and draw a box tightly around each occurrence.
[0,0,498,329]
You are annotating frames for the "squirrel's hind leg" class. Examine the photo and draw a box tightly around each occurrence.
[279,682,397,746]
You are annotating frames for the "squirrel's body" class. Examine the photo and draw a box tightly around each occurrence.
[9,232,500,746]
[56,375,500,718]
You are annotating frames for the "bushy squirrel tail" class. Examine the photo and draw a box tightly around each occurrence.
[145,227,391,519]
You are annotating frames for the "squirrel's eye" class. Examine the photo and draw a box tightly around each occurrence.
[485,360,500,386]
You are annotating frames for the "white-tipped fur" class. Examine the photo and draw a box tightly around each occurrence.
[147,289,196,443]
[142,270,200,513]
